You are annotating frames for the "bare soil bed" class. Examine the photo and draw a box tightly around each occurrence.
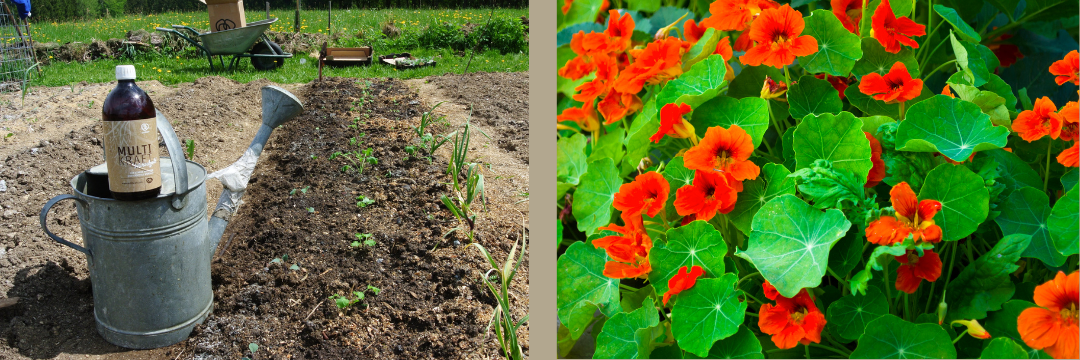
[0,72,528,359]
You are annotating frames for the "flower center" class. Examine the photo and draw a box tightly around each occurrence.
[846,9,862,22]
[1062,302,1079,325]
[791,307,809,324]
[714,150,733,169]
[906,252,920,264]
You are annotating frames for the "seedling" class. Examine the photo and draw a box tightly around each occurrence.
[329,291,366,309]
[351,233,375,247]
[367,285,381,295]
[184,140,195,160]
[3,133,12,139]
[414,101,447,137]
[356,195,375,208]
[241,342,258,360]
[470,216,528,360]
[306,207,315,213]
[289,186,309,196]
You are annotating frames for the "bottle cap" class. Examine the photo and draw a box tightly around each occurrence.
[115,65,136,80]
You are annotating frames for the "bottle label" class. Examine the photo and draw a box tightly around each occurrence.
[103,117,161,194]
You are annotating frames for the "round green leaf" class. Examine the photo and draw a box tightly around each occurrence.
[559,0,605,30]
[826,286,889,342]
[995,187,1066,267]
[934,5,981,43]
[624,100,659,177]
[919,163,990,241]
[691,96,771,148]
[980,338,1029,359]
[735,195,853,298]
[793,111,873,184]
[556,242,621,339]
[656,54,729,110]
[851,315,958,359]
[828,225,865,277]
[1061,168,1078,192]
[1048,185,1079,257]
[852,38,921,80]
[945,234,1031,321]
[683,325,764,359]
[572,158,622,236]
[897,95,1010,163]
[788,75,844,120]
[588,126,626,166]
[671,274,748,357]
[798,10,863,76]
[984,149,1043,194]
[648,220,728,297]
[557,133,588,185]
[725,163,797,236]
[595,297,662,359]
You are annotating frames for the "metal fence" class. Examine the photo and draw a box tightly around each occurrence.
[0,1,34,91]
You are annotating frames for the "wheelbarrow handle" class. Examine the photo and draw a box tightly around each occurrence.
[40,194,91,256]
[155,27,173,32]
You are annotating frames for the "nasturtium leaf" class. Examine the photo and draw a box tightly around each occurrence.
[782,127,796,171]
[736,195,853,298]
[845,84,900,117]
[594,297,662,359]
[557,221,565,249]
[726,163,796,236]
[896,95,1009,162]
[556,22,606,47]
[683,325,764,359]
[557,242,621,339]
[572,158,621,236]
[558,182,574,202]
[851,315,958,359]
[628,0,662,13]
[624,100,659,177]
[945,82,1012,127]
[559,0,605,30]
[691,96,771,147]
[557,133,588,185]
[1047,185,1079,257]
[984,149,1043,193]
[984,300,1039,351]
[656,54,729,109]
[621,284,655,313]
[861,116,895,138]
[670,274,747,357]
[793,111,873,183]
[934,5,981,42]
[648,221,728,296]
[945,234,1031,321]
[682,28,722,70]
[589,126,626,166]
[658,157,696,219]
[949,32,992,87]
[798,10,863,76]
[1062,168,1079,192]
[828,225,865,278]
[826,286,889,342]
[556,323,577,358]
[919,163,990,241]
[981,74,1018,111]
[852,38,921,80]
[980,338,1029,359]
[788,75,844,120]
[996,187,1066,267]
[984,0,1020,21]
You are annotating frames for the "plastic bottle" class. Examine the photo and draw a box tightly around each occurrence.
[102,65,161,200]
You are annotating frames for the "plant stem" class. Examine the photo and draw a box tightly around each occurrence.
[883,263,893,312]
[1044,139,1053,193]
[823,331,852,354]
[917,22,944,62]
[827,267,850,291]
[784,65,792,84]
[899,101,906,120]
[952,332,966,344]
[923,59,958,83]
[904,292,912,321]
[737,272,761,286]
[809,343,851,357]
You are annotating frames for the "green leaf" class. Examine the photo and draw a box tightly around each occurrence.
[670,274,748,357]
[628,0,662,13]
[725,163,797,236]
[557,133,588,185]
[851,315,958,359]
[897,95,1009,163]
[683,325,764,359]
[861,115,896,138]
[982,74,1018,111]
[826,286,890,342]
[736,195,853,298]
[788,75,844,120]
[557,221,565,249]
[656,54,729,110]
[949,32,992,87]
[984,300,1039,351]
[984,149,1043,193]
[572,159,621,236]
[691,96,771,148]
[919,163,991,241]
[589,126,626,166]
[828,225,866,278]
[624,100,660,175]
[1062,168,1078,192]
[556,242,621,339]
[648,220,728,297]
[852,38,921,80]
[798,10,863,76]
[621,284,656,313]
[659,157,696,219]
[793,111,873,183]
[846,84,899,117]
[682,28,722,71]
[945,234,1031,321]
[1048,185,1079,257]
[980,338,1029,359]
[945,82,1012,127]
[595,297,662,359]
[782,127,796,171]
[934,5,981,42]
[559,0,605,31]
[557,323,578,358]
[996,187,1065,267]
[984,0,1020,21]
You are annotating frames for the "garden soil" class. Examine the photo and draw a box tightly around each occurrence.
[0,72,529,359]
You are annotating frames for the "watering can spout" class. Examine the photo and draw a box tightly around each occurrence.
[207,86,304,258]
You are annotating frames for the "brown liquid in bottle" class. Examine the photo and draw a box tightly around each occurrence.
[102,66,161,200]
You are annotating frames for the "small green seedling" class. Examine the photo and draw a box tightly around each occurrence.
[307,207,315,213]
[241,342,258,360]
[301,186,310,194]
[330,151,343,160]
[289,264,300,270]
[351,233,375,247]
[3,133,12,139]
[356,195,375,208]
[329,291,365,309]
[183,139,195,160]
[367,285,381,295]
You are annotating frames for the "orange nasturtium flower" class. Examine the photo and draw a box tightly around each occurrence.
[894,249,942,294]
[613,37,685,94]
[1058,142,1079,168]
[598,90,643,124]
[865,132,887,188]
[759,281,827,349]
[739,5,819,69]
[683,125,761,182]
[674,170,739,223]
[662,265,705,305]
[1050,50,1079,86]
[832,0,865,34]
[558,31,613,80]
[557,100,599,133]
[942,84,955,98]
[951,319,992,340]
[604,9,635,54]
[701,0,780,31]
[593,221,653,279]
[760,76,789,100]
[1012,97,1064,142]
[871,0,926,53]
[1059,101,1079,141]
[857,62,923,103]
[651,103,697,143]
[865,182,943,246]
[613,171,671,220]
[573,55,617,103]
[1017,270,1079,360]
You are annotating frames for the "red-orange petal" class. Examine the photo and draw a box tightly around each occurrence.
[1018,307,1064,350]
[890,182,919,219]
[1058,142,1079,167]
[865,216,911,245]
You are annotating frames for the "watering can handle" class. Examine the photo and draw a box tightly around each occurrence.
[40,194,91,256]
[156,110,190,210]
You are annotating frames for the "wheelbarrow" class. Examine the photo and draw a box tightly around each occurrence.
[155,18,291,71]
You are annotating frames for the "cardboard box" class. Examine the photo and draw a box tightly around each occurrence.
[205,0,246,32]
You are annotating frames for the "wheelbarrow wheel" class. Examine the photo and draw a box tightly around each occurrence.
[251,40,284,71]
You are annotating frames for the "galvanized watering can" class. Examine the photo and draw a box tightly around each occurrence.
[39,86,303,349]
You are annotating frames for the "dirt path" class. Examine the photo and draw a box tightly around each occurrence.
[0,72,528,359]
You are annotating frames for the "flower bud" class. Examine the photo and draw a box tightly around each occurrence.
[951,319,991,339]
[936,297,948,325]
[760,76,789,101]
